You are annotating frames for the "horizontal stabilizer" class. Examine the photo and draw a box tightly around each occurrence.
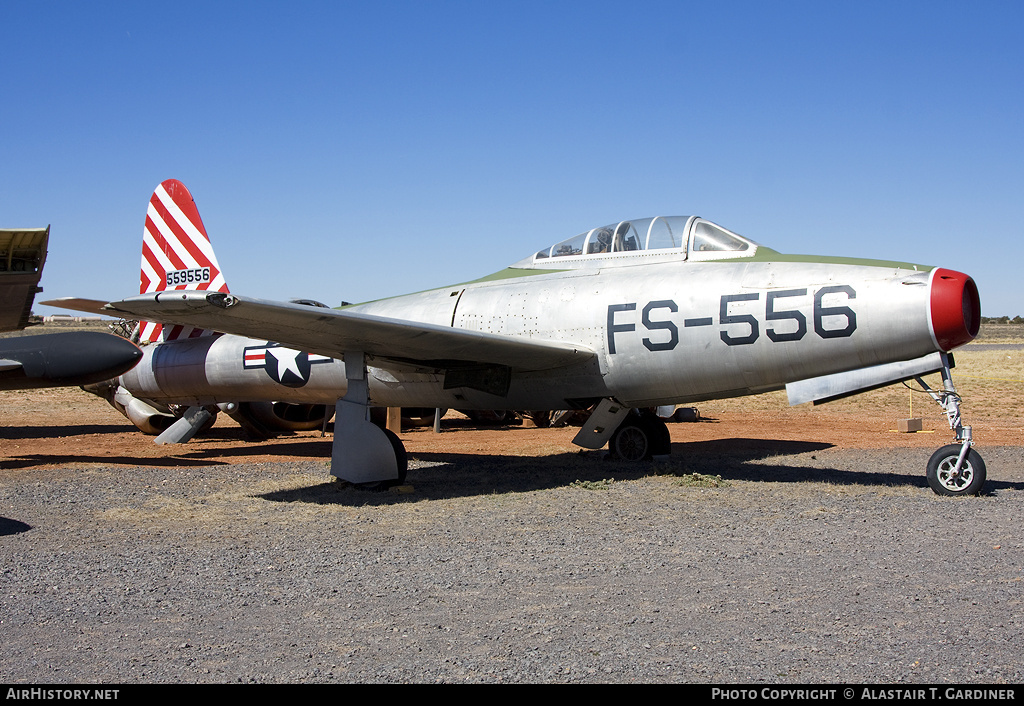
[786,352,945,406]
[46,291,594,373]
[42,298,111,316]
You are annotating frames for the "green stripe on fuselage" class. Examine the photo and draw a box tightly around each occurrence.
[468,251,934,276]
[460,267,562,284]
[335,267,561,309]
[738,247,933,271]
[336,250,932,310]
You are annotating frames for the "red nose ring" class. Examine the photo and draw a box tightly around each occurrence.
[930,268,981,351]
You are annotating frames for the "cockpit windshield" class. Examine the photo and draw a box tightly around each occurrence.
[528,217,756,265]
[690,220,750,253]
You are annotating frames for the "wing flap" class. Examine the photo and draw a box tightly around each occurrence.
[46,292,594,372]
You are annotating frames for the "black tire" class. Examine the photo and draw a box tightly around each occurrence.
[926,444,986,496]
[383,428,408,484]
[198,408,218,434]
[642,412,672,456]
[610,418,652,461]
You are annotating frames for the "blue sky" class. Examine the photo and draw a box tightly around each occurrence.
[3,1,1022,315]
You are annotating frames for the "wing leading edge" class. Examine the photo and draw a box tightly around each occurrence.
[46,291,594,373]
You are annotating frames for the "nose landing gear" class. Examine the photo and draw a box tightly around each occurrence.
[916,352,986,496]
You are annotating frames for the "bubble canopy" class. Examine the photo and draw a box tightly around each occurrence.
[514,217,759,269]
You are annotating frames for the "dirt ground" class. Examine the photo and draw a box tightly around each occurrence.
[5,332,1023,684]
[2,373,1020,472]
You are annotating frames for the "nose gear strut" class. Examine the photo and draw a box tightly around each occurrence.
[914,352,986,496]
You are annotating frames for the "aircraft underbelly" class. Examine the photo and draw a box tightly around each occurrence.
[366,364,607,409]
[122,335,350,405]
[121,333,602,409]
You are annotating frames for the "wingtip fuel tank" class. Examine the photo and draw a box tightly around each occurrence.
[0,331,142,390]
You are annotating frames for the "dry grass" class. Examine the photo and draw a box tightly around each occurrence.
[674,472,731,488]
[700,340,1024,430]
[976,323,1024,342]
[0,319,116,338]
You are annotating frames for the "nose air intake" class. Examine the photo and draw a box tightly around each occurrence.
[930,268,981,351]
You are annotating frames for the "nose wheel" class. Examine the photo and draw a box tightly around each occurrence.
[926,444,986,496]
[915,352,986,496]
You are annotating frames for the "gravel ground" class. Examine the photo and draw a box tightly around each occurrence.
[2,444,1023,684]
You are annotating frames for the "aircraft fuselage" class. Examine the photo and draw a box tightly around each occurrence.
[118,257,960,411]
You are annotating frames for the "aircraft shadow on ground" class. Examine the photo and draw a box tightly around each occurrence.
[0,435,333,471]
[1,454,231,470]
[0,516,32,536]
[0,424,130,440]
[257,437,972,506]
[8,432,1019,500]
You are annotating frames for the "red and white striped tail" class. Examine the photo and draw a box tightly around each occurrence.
[138,179,229,343]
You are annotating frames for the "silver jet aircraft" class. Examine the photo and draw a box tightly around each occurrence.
[50,180,983,495]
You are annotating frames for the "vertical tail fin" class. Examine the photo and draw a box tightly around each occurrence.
[138,179,229,343]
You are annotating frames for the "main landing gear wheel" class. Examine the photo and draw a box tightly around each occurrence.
[610,420,650,461]
[384,428,409,485]
[608,412,671,461]
[926,444,986,497]
[333,351,409,490]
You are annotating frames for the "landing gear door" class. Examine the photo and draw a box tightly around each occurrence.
[572,398,630,450]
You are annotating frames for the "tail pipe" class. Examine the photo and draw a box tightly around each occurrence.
[930,268,980,351]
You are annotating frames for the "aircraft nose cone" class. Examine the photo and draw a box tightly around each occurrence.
[930,268,980,351]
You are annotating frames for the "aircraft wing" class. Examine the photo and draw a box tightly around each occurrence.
[45,297,111,316]
[45,292,594,373]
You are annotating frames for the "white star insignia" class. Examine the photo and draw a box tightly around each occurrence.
[267,347,304,382]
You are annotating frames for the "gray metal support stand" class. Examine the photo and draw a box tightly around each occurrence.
[154,405,213,445]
